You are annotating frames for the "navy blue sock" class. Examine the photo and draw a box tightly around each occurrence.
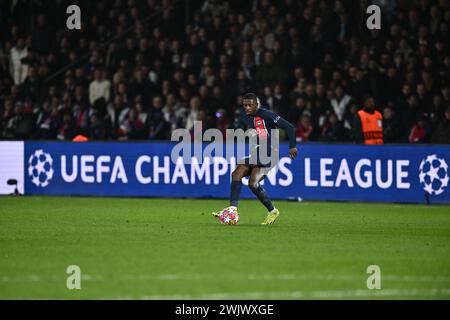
[250,184,275,212]
[230,181,243,207]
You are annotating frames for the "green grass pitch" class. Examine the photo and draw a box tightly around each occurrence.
[1,196,449,299]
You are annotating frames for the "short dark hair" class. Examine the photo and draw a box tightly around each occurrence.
[364,94,374,101]
[243,93,258,101]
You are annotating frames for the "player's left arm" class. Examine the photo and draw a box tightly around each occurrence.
[265,111,298,159]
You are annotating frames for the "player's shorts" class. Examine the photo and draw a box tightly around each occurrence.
[239,145,277,174]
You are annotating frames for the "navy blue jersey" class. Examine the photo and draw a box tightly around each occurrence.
[241,107,296,149]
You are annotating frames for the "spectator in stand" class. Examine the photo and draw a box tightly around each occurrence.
[57,113,76,141]
[89,69,111,106]
[295,114,314,142]
[88,112,106,140]
[432,106,450,144]
[185,96,202,132]
[383,106,403,143]
[0,0,448,144]
[9,38,28,85]
[409,116,430,143]
[353,96,383,145]
[330,86,352,122]
[320,112,346,142]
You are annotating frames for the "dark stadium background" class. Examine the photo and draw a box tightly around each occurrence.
[1,0,450,302]
[1,0,449,143]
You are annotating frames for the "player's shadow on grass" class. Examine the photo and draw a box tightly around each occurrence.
[239,224,286,229]
[206,223,276,229]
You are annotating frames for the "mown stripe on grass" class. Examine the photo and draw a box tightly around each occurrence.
[2,274,450,283]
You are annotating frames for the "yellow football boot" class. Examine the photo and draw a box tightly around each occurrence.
[261,208,280,225]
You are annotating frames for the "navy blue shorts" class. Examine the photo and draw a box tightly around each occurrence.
[239,145,276,169]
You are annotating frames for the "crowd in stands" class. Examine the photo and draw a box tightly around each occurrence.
[0,0,449,144]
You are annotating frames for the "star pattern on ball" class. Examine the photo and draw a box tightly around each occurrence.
[439,158,448,171]
[419,154,449,196]
[27,149,54,187]
[219,209,239,225]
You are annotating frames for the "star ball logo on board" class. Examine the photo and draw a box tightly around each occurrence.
[418,154,449,196]
[28,149,54,187]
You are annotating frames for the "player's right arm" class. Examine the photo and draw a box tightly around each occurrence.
[264,110,298,159]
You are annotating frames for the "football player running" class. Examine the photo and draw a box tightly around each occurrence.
[212,93,298,225]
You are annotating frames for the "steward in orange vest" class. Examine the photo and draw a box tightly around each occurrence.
[354,96,383,145]
[72,134,89,142]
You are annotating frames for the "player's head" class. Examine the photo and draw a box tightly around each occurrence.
[445,106,450,120]
[242,93,260,116]
[364,94,376,112]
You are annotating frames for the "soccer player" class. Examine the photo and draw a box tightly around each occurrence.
[212,93,298,225]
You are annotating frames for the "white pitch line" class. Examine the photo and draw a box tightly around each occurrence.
[18,288,450,300]
[137,288,450,300]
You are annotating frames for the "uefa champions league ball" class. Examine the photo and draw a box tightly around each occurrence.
[219,208,239,225]
[419,154,449,196]
[28,149,54,187]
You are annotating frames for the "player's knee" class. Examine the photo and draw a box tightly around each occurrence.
[232,168,243,181]
[248,180,259,191]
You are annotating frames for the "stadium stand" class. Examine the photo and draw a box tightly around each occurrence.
[0,0,449,143]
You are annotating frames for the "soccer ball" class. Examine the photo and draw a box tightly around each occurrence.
[419,154,449,196]
[219,207,239,225]
[28,149,54,187]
